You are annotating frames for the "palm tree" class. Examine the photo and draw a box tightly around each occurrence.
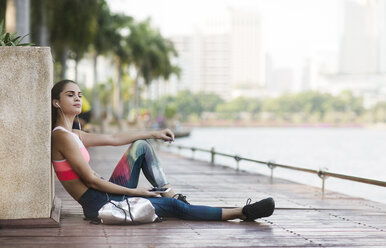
[91,0,116,121]
[141,30,180,118]
[109,14,132,120]
[125,19,148,114]
[126,19,180,116]
[30,0,49,46]
[46,0,98,81]
[0,0,6,21]
[68,0,98,83]
[147,33,181,119]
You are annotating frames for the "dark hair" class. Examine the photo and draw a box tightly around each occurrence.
[51,79,77,130]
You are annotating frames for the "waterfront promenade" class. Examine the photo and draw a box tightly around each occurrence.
[1,145,385,247]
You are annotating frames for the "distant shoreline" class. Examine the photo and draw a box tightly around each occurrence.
[181,121,386,129]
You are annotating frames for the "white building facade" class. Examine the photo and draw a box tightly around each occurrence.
[304,0,386,108]
[155,9,264,100]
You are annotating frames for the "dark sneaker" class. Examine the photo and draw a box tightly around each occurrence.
[173,193,190,204]
[242,197,275,221]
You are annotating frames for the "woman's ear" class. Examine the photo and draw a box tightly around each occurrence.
[52,100,60,108]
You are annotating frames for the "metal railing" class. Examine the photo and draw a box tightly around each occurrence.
[159,143,386,193]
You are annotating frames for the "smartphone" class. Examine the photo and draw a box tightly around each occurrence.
[150,187,171,193]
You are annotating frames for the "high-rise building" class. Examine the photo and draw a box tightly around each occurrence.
[230,9,262,92]
[168,34,202,95]
[163,9,263,99]
[265,54,294,94]
[200,33,232,98]
[378,0,386,73]
[339,0,381,74]
[316,0,386,108]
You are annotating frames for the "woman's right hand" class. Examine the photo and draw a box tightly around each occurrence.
[133,187,160,197]
[151,129,175,142]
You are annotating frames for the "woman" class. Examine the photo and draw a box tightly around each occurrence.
[51,80,275,222]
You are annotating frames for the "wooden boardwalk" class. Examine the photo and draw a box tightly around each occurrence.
[1,145,386,247]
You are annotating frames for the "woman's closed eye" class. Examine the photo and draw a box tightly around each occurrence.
[67,94,82,98]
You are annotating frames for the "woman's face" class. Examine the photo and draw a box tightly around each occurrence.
[55,83,83,115]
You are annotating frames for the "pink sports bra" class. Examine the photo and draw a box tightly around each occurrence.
[52,126,90,181]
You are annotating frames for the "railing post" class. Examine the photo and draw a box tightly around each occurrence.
[318,168,328,194]
[210,147,215,165]
[267,161,276,180]
[191,147,196,159]
[234,155,241,171]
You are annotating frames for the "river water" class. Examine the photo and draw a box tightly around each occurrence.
[169,127,386,204]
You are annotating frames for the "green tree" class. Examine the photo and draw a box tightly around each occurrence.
[164,104,177,119]
[109,13,132,119]
[91,1,122,121]
[247,98,263,114]
[70,1,98,82]
[127,19,180,114]
[0,0,5,22]
[372,102,386,122]
[47,0,99,81]
[216,97,250,119]
[121,74,134,118]
[197,92,224,112]
[30,0,49,46]
[337,90,364,115]
[171,90,201,121]
[98,78,114,119]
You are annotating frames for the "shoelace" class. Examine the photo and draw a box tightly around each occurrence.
[245,198,252,205]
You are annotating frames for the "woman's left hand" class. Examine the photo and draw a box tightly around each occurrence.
[152,129,175,142]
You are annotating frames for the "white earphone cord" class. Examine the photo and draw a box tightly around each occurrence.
[57,103,82,140]
[57,104,71,130]
[77,115,82,131]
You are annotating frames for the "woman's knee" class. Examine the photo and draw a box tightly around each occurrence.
[132,139,148,146]
[129,140,150,155]
[132,140,150,150]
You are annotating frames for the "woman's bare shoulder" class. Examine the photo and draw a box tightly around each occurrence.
[52,129,69,138]
[52,130,76,147]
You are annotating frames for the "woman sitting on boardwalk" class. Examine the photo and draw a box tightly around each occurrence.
[51,80,275,223]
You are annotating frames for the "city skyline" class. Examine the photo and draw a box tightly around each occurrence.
[71,0,386,107]
[165,9,263,99]
[107,0,340,68]
[107,0,342,98]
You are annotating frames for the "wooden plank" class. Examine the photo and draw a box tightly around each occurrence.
[1,146,385,248]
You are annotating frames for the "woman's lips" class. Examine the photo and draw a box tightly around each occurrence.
[74,104,81,108]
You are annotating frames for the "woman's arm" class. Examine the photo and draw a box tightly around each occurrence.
[55,132,159,197]
[75,128,175,147]
[85,177,157,197]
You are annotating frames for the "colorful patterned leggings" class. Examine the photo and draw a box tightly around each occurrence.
[109,139,169,188]
[79,140,222,220]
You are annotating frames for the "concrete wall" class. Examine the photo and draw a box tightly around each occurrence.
[0,47,53,219]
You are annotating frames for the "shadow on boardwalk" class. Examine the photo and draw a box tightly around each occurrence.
[1,145,386,247]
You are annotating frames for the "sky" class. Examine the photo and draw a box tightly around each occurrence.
[107,0,342,67]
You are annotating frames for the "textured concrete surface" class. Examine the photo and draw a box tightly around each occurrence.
[0,47,53,219]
